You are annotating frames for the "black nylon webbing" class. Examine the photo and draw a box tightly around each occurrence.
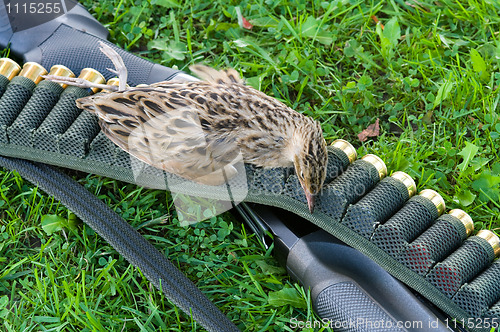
[0,155,240,332]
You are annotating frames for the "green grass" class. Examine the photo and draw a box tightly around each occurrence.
[1,0,500,330]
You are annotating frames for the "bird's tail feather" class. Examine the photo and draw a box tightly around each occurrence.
[189,65,244,85]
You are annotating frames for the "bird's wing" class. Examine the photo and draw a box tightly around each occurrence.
[189,65,244,85]
[77,88,241,185]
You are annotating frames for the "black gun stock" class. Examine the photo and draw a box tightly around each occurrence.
[0,0,191,85]
[237,203,460,332]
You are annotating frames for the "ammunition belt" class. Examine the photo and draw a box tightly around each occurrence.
[0,58,498,332]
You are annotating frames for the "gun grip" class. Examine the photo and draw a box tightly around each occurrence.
[287,231,453,332]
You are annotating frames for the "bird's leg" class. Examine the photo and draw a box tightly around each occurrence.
[42,41,129,92]
[98,41,128,91]
[41,75,119,92]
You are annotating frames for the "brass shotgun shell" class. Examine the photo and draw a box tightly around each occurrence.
[19,62,48,84]
[331,139,357,163]
[391,171,417,197]
[48,65,75,88]
[106,77,120,87]
[78,68,106,93]
[0,58,21,80]
[361,154,387,180]
[419,189,445,216]
[448,209,474,237]
[476,230,500,257]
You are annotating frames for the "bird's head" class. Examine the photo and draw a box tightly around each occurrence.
[292,120,328,213]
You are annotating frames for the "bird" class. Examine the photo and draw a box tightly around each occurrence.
[44,43,328,213]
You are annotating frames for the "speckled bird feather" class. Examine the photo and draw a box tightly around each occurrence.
[76,65,328,193]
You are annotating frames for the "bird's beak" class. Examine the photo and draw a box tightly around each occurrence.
[305,191,315,213]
